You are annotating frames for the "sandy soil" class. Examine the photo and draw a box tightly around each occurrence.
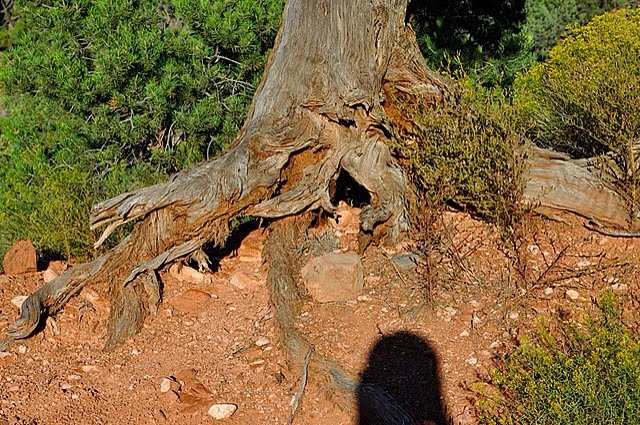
[1,210,639,424]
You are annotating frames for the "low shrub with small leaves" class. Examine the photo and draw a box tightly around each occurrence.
[394,80,526,233]
[478,292,640,425]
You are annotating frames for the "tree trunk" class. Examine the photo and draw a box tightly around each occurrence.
[0,1,633,421]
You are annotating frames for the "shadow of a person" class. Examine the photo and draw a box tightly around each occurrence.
[357,331,449,425]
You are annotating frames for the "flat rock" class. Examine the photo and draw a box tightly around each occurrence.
[3,240,37,275]
[169,264,212,284]
[169,289,212,315]
[301,253,363,303]
[207,403,237,420]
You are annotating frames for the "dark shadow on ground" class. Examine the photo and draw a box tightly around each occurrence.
[357,331,450,425]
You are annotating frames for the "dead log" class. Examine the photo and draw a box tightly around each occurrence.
[525,146,630,229]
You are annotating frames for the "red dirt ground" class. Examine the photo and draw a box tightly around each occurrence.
[1,210,639,424]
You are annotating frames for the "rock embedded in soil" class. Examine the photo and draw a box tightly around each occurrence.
[207,403,237,420]
[42,268,59,283]
[3,240,37,275]
[168,289,212,315]
[169,264,212,285]
[301,252,364,303]
[565,289,580,300]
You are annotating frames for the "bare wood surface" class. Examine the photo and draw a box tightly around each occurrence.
[525,146,629,229]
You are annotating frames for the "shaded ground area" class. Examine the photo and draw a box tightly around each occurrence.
[1,210,639,424]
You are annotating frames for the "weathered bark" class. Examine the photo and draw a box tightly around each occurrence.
[0,4,634,421]
[525,147,630,229]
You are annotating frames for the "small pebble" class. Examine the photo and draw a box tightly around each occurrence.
[466,357,478,365]
[160,378,172,393]
[544,287,554,296]
[207,403,237,420]
[255,337,271,347]
[566,289,579,300]
[459,330,470,338]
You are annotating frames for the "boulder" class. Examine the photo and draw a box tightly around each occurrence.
[301,253,363,303]
[3,240,37,275]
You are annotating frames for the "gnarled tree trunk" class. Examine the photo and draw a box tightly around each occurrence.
[1,0,632,421]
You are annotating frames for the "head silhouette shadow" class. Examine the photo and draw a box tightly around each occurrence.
[357,331,449,425]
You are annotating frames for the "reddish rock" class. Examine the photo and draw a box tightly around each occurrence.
[169,289,212,315]
[301,253,364,303]
[169,264,212,284]
[236,229,265,261]
[3,240,37,275]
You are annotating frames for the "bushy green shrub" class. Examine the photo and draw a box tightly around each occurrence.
[523,0,636,60]
[514,9,640,226]
[478,292,640,425]
[394,80,526,231]
[0,0,283,261]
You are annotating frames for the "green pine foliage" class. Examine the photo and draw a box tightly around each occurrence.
[478,292,640,425]
[0,0,283,261]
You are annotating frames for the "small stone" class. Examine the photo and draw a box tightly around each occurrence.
[207,403,237,420]
[67,374,81,381]
[168,289,212,315]
[165,390,180,404]
[71,394,79,400]
[612,283,628,292]
[301,253,364,303]
[544,287,554,296]
[466,357,478,365]
[17,345,27,354]
[508,311,520,320]
[43,268,59,283]
[489,341,502,350]
[459,330,470,338]
[11,295,28,309]
[60,383,73,391]
[8,385,19,392]
[255,337,270,347]
[80,365,98,373]
[160,378,173,393]
[229,271,258,291]
[131,348,141,356]
[169,264,212,285]
[391,252,421,272]
[249,359,266,368]
[565,289,580,300]
[3,240,37,275]
[576,260,592,268]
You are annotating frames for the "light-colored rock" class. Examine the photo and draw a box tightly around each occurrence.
[566,289,580,300]
[207,403,237,420]
[169,264,212,285]
[466,357,478,365]
[168,289,212,315]
[508,311,520,320]
[229,271,258,291]
[43,268,59,283]
[544,287,554,296]
[301,253,363,303]
[11,295,28,309]
[80,288,101,304]
[80,365,99,373]
[255,337,270,347]
[3,240,37,275]
[160,378,173,393]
